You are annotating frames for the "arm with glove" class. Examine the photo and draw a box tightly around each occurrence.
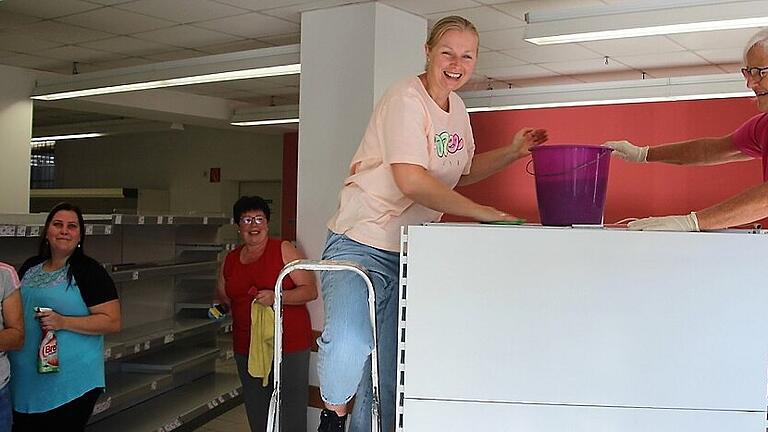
[604,136,762,231]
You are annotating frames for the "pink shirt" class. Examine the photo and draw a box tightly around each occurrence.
[328,76,476,251]
[732,113,768,180]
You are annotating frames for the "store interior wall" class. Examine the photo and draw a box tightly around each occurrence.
[54,126,284,216]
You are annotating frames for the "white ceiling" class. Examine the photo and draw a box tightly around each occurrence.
[1,0,761,129]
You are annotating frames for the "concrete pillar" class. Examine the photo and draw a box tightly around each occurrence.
[297,3,426,327]
[0,65,36,213]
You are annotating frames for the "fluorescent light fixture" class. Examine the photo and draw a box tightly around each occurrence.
[460,73,752,112]
[32,45,300,101]
[231,104,299,127]
[31,133,106,142]
[525,0,768,45]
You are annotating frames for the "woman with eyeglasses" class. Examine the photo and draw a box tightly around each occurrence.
[216,195,317,432]
[604,28,768,231]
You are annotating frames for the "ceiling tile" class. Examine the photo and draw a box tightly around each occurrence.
[507,75,584,87]
[0,0,100,19]
[193,12,298,38]
[262,74,300,86]
[84,0,135,4]
[476,51,525,69]
[0,34,62,52]
[116,0,250,24]
[695,48,743,65]
[505,44,603,63]
[81,36,176,56]
[258,32,300,46]
[579,36,685,57]
[213,0,322,12]
[142,49,208,62]
[197,39,273,54]
[0,52,70,71]
[14,20,113,44]
[380,0,482,15]
[87,56,154,70]
[644,64,727,79]
[667,28,755,51]
[492,0,605,21]
[613,51,708,70]
[426,6,523,32]
[0,10,44,29]
[134,25,241,48]
[538,57,630,75]
[719,63,743,74]
[58,7,176,35]
[36,45,123,63]
[479,27,530,51]
[474,63,555,80]
[260,0,368,23]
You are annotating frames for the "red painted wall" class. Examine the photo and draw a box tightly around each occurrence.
[454,97,764,225]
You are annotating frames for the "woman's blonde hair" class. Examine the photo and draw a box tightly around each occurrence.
[426,15,479,52]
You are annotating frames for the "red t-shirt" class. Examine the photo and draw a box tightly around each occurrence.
[731,113,768,181]
[223,239,312,354]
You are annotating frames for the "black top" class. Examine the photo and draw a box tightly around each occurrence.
[19,255,118,308]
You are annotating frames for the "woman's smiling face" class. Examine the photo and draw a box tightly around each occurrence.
[425,29,479,95]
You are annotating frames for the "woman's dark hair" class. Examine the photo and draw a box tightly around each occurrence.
[38,202,86,286]
[233,196,271,223]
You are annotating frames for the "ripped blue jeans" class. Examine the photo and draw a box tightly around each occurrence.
[317,231,400,432]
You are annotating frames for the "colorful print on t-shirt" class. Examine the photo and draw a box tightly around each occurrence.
[434,131,465,158]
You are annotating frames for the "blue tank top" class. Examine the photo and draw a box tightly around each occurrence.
[9,263,104,412]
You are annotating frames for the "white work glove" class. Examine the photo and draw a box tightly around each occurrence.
[604,140,649,163]
[628,212,700,232]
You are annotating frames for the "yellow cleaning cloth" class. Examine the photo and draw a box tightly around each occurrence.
[248,301,275,386]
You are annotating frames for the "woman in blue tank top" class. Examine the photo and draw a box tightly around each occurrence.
[9,203,121,431]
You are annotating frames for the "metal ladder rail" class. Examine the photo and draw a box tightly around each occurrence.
[266,259,382,432]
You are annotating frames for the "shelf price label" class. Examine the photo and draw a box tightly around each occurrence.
[29,226,40,236]
[114,215,122,224]
[131,271,139,281]
[164,333,175,344]
[203,216,209,225]
[161,418,181,431]
[144,341,151,350]
[16,226,26,237]
[151,380,158,391]
[133,343,141,354]
[105,225,112,235]
[138,216,145,225]
[167,216,174,224]
[103,348,111,359]
[85,225,93,235]
[157,216,163,224]
[0,226,14,237]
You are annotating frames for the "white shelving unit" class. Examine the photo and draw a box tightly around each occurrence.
[397,223,768,432]
[0,213,240,431]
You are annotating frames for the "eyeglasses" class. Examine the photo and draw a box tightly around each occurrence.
[741,66,768,82]
[239,216,267,225]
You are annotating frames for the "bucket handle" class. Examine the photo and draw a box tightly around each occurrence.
[525,150,611,177]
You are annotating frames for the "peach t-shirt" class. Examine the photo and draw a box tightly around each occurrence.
[328,76,476,252]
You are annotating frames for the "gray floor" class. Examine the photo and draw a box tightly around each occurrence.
[194,404,251,432]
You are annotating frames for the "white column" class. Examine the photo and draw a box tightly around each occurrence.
[297,3,426,327]
[0,65,36,213]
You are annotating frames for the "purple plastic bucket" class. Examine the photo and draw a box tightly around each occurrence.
[528,145,613,226]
